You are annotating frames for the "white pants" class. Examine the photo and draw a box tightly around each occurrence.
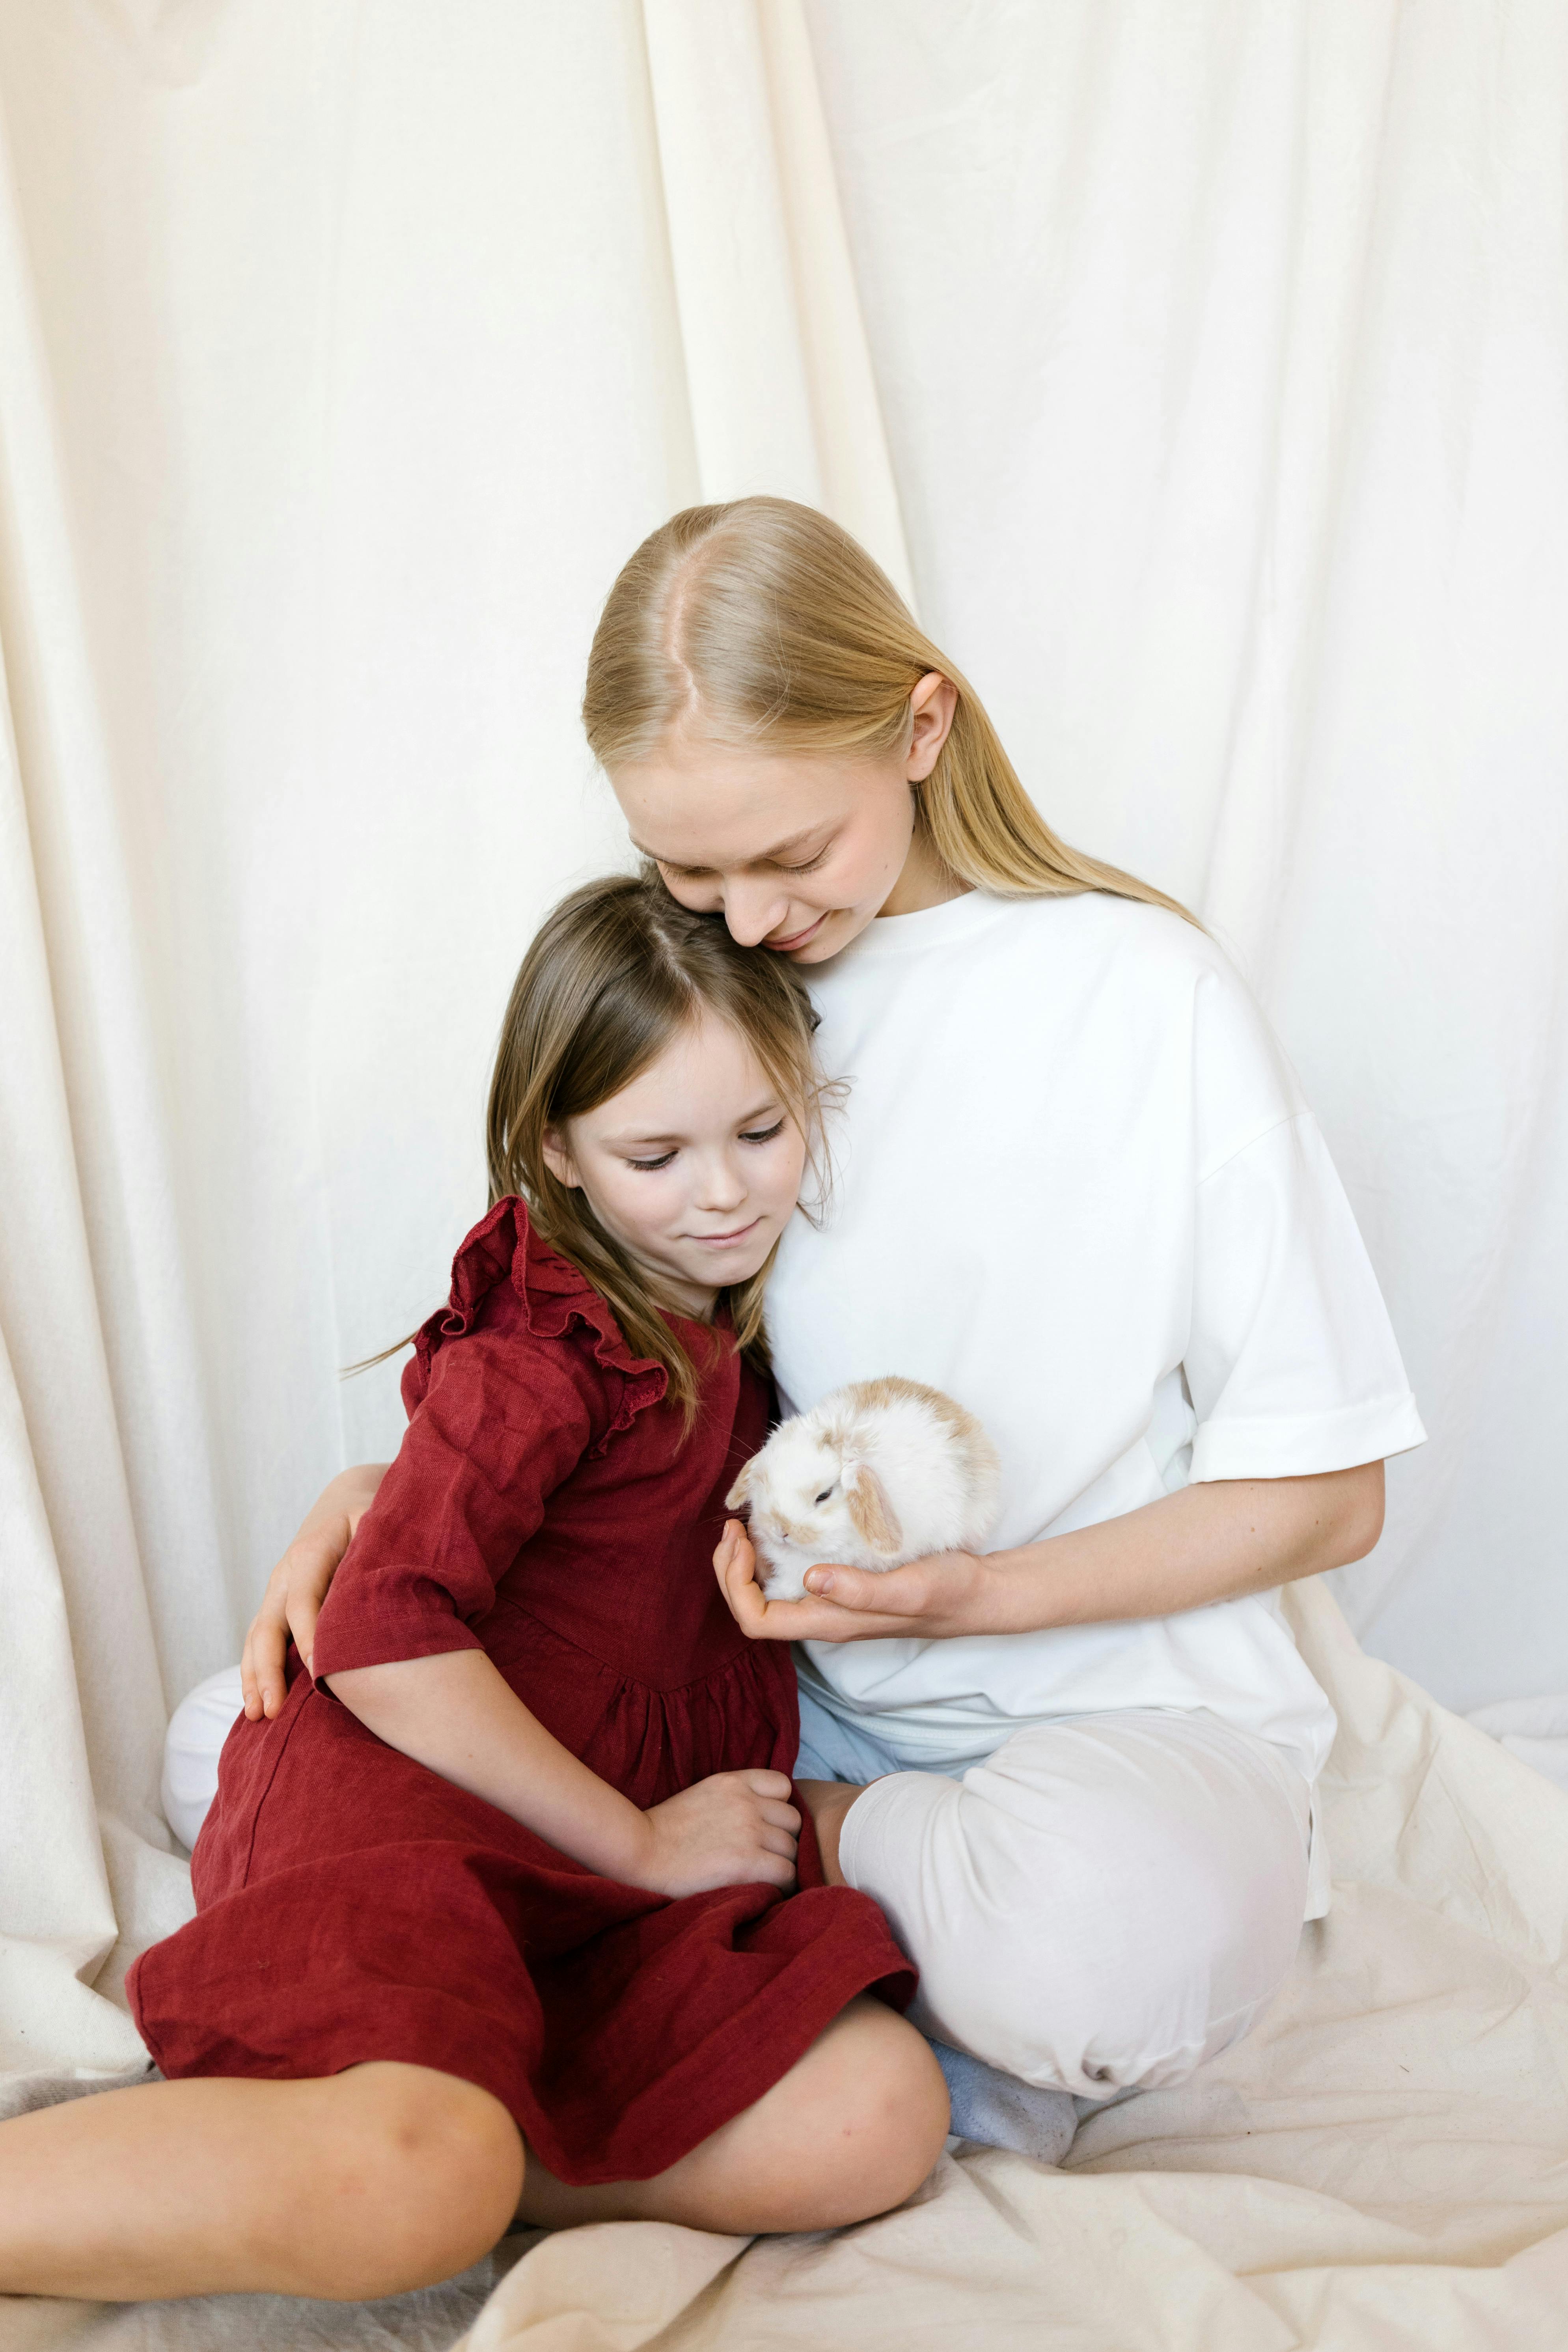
[796,1692,1313,2099]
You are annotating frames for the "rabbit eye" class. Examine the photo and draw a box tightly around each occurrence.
[814,1485,835,1505]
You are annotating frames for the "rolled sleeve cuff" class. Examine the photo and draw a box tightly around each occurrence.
[310,1603,485,1685]
[1188,1392,1427,1483]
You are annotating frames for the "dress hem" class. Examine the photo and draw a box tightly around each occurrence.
[129,1931,914,2185]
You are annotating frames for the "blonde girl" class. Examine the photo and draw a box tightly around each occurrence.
[255,497,1423,2146]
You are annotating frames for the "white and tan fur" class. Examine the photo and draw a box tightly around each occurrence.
[727,1376,1001,1601]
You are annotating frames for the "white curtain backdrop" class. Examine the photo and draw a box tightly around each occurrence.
[0,0,1564,2077]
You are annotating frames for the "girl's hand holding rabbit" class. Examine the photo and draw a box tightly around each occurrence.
[714,1518,993,1644]
[714,1376,1004,1642]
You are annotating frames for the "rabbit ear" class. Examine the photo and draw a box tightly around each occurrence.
[725,1460,754,1512]
[846,1461,902,1555]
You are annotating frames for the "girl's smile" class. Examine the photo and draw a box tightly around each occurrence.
[686,1215,765,1247]
[613,674,964,966]
[763,913,831,953]
[542,1012,809,1321]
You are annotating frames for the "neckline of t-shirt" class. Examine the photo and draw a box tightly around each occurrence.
[830,889,1014,963]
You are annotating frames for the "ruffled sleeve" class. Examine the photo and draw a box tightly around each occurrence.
[311,1200,666,1680]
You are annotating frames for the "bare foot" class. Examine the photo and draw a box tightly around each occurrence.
[796,1781,866,1888]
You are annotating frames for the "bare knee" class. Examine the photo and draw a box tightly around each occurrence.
[291,2064,523,2300]
[768,2000,949,2231]
[830,2007,950,2220]
[519,2003,947,2239]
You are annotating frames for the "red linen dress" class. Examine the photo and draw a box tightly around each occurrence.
[129,1201,913,2184]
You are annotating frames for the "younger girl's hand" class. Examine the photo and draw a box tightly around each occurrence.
[240,1464,388,1720]
[713,1519,992,1644]
[632,1770,800,1898]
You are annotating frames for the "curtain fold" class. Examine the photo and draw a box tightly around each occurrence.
[641,0,915,603]
[0,97,191,2066]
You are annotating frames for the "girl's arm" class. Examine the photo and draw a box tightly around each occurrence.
[240,1464,389,1720]
[715,1459,1384,1644]
[327,1648,799,1898]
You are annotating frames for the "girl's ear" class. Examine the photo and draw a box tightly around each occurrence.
[541,1127,581,1190]
[906,670,958,782]
[846,1462,902,1555]
[725,1460,754,1512]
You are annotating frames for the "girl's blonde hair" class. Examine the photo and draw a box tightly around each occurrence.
[486,870,829,1428]
[582,495,1195,925]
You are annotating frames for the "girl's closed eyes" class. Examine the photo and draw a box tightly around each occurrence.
[626,1114,789,1171]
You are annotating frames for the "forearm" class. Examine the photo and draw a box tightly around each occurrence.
[326,1649,648,1880]
[979,1461,1385,1634]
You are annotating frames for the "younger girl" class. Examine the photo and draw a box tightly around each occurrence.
[0,875,946,2306]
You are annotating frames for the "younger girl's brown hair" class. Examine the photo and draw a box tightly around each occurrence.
[485,868,830,1428]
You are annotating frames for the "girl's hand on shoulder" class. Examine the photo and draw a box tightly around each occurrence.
[239,1464,388,1721]
[713,1519,992,1644]
[632,1770,800,1898]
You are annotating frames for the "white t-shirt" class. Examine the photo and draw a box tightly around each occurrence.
[768,889,1425,1791]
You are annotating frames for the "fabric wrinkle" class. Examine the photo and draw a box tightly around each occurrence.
[831,1700,1313,2098]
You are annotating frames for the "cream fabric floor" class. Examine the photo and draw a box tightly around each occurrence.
[5,1578,1566,2351]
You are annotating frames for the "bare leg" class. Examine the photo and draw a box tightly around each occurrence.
[520,1995,948,2234]
[0,2061,523,2304]
[0,1999,942,2297]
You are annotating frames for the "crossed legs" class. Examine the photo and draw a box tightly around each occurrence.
[0,1996,947,2304]
[827,1708,1314,2096]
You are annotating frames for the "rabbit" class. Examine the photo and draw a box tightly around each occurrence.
[726,1376,1001,1601]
